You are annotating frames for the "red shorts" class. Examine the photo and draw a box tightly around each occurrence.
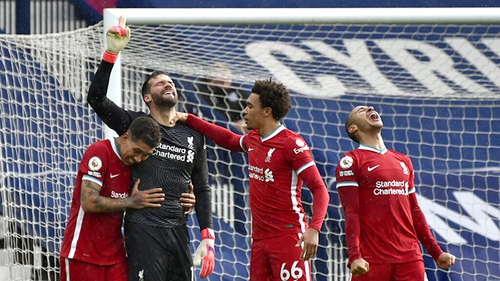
[352,260,426,281]
[250,233,312,281]
[60,257,127,281]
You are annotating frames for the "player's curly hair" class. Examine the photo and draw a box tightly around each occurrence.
[251,78,291,121]
[128,116,161,148]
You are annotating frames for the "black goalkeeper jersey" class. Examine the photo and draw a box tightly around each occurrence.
[127,121,208,227]
[87,60,212,230]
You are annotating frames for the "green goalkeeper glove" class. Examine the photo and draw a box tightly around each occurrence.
[102,15,131,63]
[193,228,215,278]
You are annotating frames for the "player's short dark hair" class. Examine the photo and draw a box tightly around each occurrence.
[127,116,161,148]
[141,70,170,98]
[251,78,291,121]
[345,112,359,143]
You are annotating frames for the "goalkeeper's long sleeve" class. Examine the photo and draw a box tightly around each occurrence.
[87,60,137,136]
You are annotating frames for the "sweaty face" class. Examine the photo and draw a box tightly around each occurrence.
[243,93,264,131]
[120,136,156,166]
[148,74,178,108]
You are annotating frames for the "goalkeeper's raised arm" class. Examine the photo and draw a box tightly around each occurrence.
[86,15,215,281]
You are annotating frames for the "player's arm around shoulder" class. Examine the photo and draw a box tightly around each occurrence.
[81,179,164,213]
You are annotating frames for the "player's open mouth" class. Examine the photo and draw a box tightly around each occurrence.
[368,112,379,120]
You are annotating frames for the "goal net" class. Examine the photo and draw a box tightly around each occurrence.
[1,7,499,281]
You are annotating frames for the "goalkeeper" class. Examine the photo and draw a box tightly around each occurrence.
[87,16,215,281]
[336,105,456,280]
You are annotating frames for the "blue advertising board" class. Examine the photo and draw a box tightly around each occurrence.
[176,22,500,280]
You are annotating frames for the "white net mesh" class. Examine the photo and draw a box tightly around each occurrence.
[0,17,499,281]
[0,28,104,280]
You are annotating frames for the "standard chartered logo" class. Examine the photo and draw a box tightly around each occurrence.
[376,180,405,188]
[153,143,193,163]
[187,150,194,163]
[265,168,274,182]
[248,164,275,182]
[111,191,128,198]
[374,180,409,196]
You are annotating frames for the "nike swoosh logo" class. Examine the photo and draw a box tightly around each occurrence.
[110,174,120,178]
[248,148,254,152]
[367,165,380,172]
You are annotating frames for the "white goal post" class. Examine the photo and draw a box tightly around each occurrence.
[0,7,499,281]
[103,7,500,24]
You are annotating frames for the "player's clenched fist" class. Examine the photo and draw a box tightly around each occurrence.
[436,252,456,270]
[350,258,369,276]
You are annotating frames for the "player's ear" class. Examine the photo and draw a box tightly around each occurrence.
[348,124,358,134]
[263,107,272,117]
[120,132,130,143]
[143,93,151,103]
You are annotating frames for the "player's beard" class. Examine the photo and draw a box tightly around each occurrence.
[152,92,177,109]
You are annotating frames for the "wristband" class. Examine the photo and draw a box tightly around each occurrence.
[102,50,119,63]
[201,228,215,240]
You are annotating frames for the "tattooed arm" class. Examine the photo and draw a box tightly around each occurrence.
[80,179,165,213]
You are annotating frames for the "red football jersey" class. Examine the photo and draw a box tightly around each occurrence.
[242,125,316,240]
[335,145,424,264]
[185,114,328,241]
[60,139,130,265]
